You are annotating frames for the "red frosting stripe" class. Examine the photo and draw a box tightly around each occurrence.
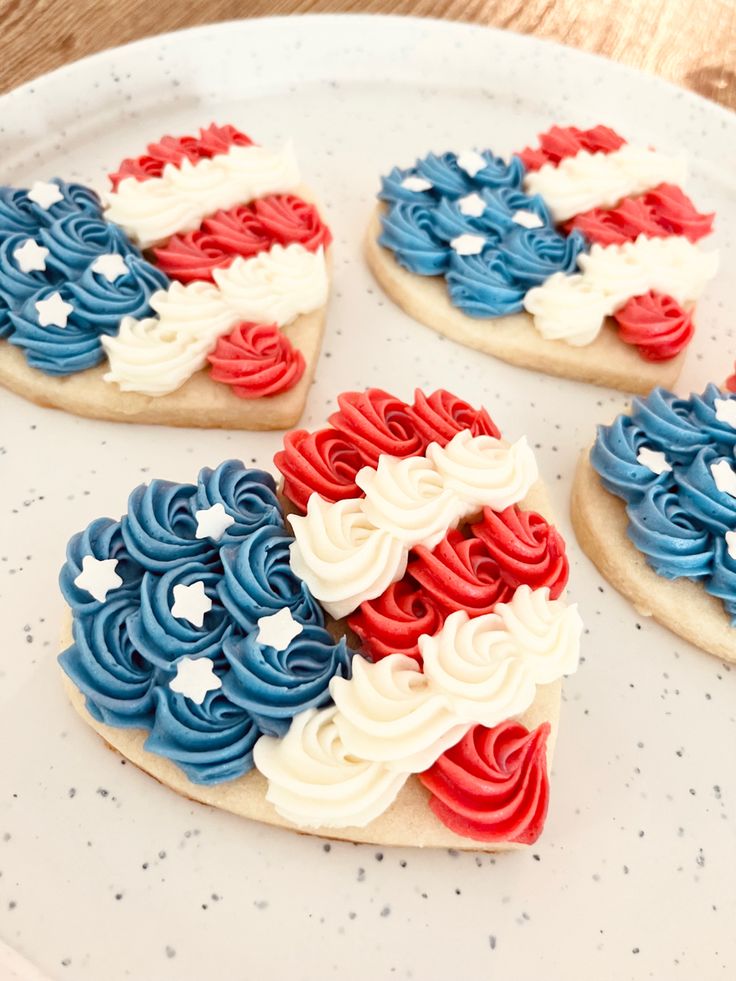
[348,579,445,663]
[470,505,569,598]
[563,183,714,245]
[518,124,625,172]
[329,389,428,466]
[726,366,736,394]
[153,197,330,284]
[408,530,514,617]
[207,322,305,399]
[410,388,500,444]
[419,720,551,844]
[614,292,695,362]
[274,428,365,512]
[109,123,254,189]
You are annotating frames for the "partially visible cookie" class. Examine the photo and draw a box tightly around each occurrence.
[367,125,717,394]
[0,124,332,429]
[572,383,736,662]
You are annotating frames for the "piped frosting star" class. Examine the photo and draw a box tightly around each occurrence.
[637,447,671,475]
[91,253,129,282]
[73,555,122,602]
[13,238,49,273]
[27,180,64,210]
[169,656,222,705]
[194,502,235,541]
[171,580,212,627]
[456,150,486,178]
[451,233,485,256]
[401,175,433,193]
[457,193,486,218]
[256,607,303,650]
[512,209,544,230]
[35,291,74,328]
[714,398,736,428]
[711,460,736,498]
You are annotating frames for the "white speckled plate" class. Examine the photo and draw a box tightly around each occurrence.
[1,15,734,981]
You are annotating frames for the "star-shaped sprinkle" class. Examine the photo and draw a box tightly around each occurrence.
[13,238,49,273]
[456,149,487,178]
[512,209,544,230]
[27,180,63,210]
[91,253,129,282]
[714,398,736,428]
[256,607,303,650]
[451,233,485,256]
[636,447,671,475]
[169,656,222,705]
[171,580,212,627]
[726,530,736,561]
[457,193,486,217]
[194,502,235,541]
[711,460,736,498]
[73,555,122,602]
[35,291,74,328]
[401,175,433,192]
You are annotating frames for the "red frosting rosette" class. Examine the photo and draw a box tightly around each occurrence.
[614,292,694,362]
[197,122,254,155]
[153,230,234,284]
[254,195,332,251]
[419,720,551,843]
[329,388,428,465]
[274,428,365,511]
[640,183,714,242]
[726,365,736,393]
[207,322,305,399]
[348,580,445,663]
[518,124,625,172]
[409,388,500,444]
[470,505,569,597]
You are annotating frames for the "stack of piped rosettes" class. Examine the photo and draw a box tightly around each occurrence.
[102,123,331,399]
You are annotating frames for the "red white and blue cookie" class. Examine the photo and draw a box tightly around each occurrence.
[0,123,331,428]
[58,387,581,849]
[573,380,736,662]
[367,125,717,394]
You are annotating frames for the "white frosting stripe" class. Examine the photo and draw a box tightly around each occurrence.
[103,245,328,396]
[524,235,719,346]
[104,143,301,248]
[523,144,687,222]
[288,431,538,619]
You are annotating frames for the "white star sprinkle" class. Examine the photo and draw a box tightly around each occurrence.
[171,580,212,627]
[91,253,129,282]
[457,193,486,217]
[401,175,433,192]
[256,607,303,650]
[456,149,487,178]
[450,233,485,256]
[169,656,222,705]
[512,209,545,230]
[714,398,736,429]
[13,238,49,273]
[636,447,671,475]
[73,555,122,602]
[194,502,235,541]
[35,291,73,328]
[27,180,63,210]
[711,460,736,499]
[726,530,736,562]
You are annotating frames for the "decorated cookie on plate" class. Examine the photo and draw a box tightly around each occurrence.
[366,125,717,394]
[0,123,331,429]
[58,387,582,849]
[572,382,736,662]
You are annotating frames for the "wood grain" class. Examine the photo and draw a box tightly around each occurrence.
[0,0,734,107]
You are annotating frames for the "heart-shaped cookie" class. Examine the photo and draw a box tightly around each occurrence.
[366,125,717,394]
[572,383,736,662]
[0,123,331,429]
[58,387,582,849]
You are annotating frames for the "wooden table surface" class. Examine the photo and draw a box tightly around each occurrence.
[1,0,734,108]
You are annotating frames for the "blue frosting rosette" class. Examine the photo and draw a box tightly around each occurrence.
[590,385,736,621]
[0,177,168,375]
[59,461,359,785]
[377,148,587,318]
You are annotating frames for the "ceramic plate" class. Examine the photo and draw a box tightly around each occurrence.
[0,15,734,981]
